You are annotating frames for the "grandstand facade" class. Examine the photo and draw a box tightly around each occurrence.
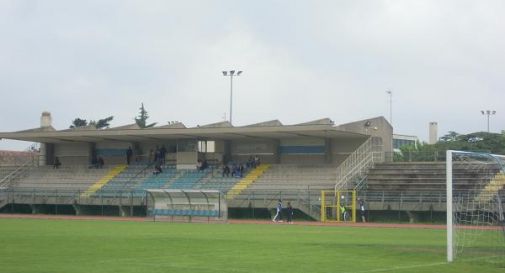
[0,113,392,220]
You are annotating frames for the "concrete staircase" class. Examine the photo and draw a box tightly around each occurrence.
[226,164,271,200]
[0,164,33,188]
[81,165,127,197]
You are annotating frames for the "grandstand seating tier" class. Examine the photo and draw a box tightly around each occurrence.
[365,162,502,193]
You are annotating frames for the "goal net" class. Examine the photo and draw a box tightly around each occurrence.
[446,150,505,264]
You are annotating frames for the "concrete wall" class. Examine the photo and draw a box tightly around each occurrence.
[95,141,130,164]
[177,151,198,169]
[54,143,90,165]
[337,116,393,161]
[230,140,277,163]
[47,129,379,167]
[331,138,365,165]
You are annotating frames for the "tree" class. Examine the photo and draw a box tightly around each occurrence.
[440,131,461,142]
[93,116,114,129]
[395,131,505,162]
[70,118,88,128]
[71,116,114,129]
[135,103,157,128]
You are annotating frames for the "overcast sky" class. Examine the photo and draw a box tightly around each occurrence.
[1,0,504,150]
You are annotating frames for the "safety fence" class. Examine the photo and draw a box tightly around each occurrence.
[0,188,502,222]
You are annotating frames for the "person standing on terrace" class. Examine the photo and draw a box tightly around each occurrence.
[126,146,133,165]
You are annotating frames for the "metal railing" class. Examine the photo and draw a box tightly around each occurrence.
[334,137,383,191]
[2,187,501,222]
[0,160,36,188]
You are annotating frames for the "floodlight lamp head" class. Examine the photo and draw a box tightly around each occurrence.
[237,71,242,76]
[230,70,235,76]
[222,71,227,76]
[364,121,371,127]
[492,110,496,115]
[481,110,485,115]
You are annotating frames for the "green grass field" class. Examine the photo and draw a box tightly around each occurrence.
[0,218,503,273]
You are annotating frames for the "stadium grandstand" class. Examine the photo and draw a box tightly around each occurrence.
[6,111,501,223]
[1,112,504,224]
[0,112,394,219]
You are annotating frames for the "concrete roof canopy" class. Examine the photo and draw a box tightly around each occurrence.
[0,117,376,144]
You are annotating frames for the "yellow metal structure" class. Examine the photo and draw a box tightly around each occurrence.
[226,164,271,200]
[81,165,127,197]
[321,190,356,222]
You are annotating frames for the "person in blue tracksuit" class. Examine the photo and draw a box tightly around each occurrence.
[273,200,282,222]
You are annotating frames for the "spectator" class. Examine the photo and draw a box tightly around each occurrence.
[239,164,244,178]
[254,155,260,167]
[153,162,162,175]
[160,145,167,164]
[53,157,61,169]
[231,164,237,177]
[247,156,254,168]
[98,157,104,169]
[126,146,133,165]
[197,159,203,171]
[222,165,230,177]
[286,202,294,224]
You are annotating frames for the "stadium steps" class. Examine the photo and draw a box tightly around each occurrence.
[194,176,241,192]
[226,164,271,200]
[81,165,127,197]
[365,162,501,193]
[167,169,212,190]
[475,173,505,202]
[0,164,34,188]
[135,166,177,191]
[163,171,184,188]
[95,163,153,195]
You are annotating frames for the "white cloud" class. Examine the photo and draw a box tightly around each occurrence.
[1,0,504,150]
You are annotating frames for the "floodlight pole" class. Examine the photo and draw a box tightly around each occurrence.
[481,110,496,133]
[222,70,242,125]
[386,90,392,126]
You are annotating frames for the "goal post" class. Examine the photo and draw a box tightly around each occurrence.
[446,150,505,263]
[446,150,453,262]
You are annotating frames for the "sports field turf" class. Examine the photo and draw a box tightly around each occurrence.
[0,218,503,273]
